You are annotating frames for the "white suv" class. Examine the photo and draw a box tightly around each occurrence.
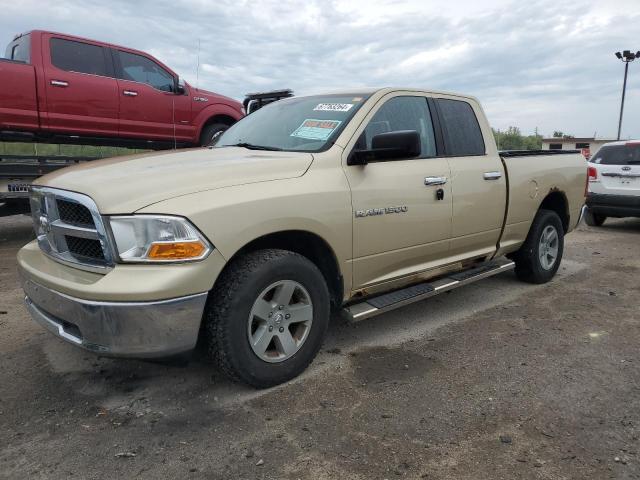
[585,140,640,226]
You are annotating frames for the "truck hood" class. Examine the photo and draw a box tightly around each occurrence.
[35,147,313,214]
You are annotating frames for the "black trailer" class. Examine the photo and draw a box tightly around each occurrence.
[0,154,99,215]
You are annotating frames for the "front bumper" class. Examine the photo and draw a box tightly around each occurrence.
[22,278,207,358]
[586,193,640,218]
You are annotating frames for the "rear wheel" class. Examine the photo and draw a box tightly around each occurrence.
[513,209,564,284]
[199,122,230,146]
[203,249,330,388]
[584,208,606,227]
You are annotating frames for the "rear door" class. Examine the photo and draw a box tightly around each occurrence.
[1,33,39,131]
[112,49,193,142]
[343,94,453,289]
[434,97,507,260]
[590,143,640,196]
[42,35,119,136]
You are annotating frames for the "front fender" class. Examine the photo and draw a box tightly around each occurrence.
[136,171,353,293]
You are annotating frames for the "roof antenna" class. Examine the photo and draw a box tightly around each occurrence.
[196,38,201,90]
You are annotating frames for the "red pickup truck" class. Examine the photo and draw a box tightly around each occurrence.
[1,30,244,148]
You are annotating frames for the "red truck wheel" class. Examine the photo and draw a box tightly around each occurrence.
[200,123,229,146]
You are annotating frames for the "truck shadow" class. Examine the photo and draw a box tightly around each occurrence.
[33,258,586,425]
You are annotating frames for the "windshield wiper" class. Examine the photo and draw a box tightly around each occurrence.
[228,142,282,151]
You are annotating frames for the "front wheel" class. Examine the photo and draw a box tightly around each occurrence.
[199,123,230,146]
[584,208,606,227]
[513,209,564,284]
[203,249,330,388]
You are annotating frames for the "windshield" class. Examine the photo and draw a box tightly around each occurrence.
[590,144,640,165]
[216,94,370,152]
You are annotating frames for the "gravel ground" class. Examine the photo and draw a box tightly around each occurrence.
[1,213,640,479]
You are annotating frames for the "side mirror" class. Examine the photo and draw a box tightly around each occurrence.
[176,77,186,95]
[348,130,421,165]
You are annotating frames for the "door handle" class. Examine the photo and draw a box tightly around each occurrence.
[123,90,138,97]
[424,176,448,186]
[483,171,502,180]
[50,80,69,87]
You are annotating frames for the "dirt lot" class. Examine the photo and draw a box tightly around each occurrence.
[1,214,639,480]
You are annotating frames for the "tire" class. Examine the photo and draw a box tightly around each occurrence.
[203,249,330,388]
[584,208,606,227]
[199,123,229,146]
[513,209,564,284]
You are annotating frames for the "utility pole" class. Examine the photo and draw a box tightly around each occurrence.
[615,50,639,140]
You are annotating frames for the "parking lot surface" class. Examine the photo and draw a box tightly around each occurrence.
[1,214,640,479]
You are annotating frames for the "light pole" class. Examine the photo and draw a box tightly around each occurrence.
[615,50,640,140]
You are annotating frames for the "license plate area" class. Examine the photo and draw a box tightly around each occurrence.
[8,183,31,192]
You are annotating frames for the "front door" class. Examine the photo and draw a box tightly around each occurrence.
[113,49,193,142]
[43,35,119,136]
[343,94,453,290]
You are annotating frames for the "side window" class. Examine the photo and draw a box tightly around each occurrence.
[360,96,436,158]
[50,38,109,76]
[6,34,31,63]
[116,50,175,92]
[436,99,485,156]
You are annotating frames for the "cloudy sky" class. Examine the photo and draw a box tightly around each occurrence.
[3,0,640,138]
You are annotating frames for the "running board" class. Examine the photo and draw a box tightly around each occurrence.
[344,259,515,322]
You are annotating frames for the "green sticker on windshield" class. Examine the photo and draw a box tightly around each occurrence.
[291,119,341,141]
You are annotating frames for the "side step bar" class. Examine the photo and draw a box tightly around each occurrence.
[343,258,515,322]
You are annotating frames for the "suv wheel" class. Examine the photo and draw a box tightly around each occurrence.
[584,208,606,227]
[203,249,330,388]
[513,209,564,284]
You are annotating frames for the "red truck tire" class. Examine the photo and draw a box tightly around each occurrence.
[200,123,230,147]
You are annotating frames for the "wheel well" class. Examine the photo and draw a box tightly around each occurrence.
[232,231,344,309]
[539,191,570,232]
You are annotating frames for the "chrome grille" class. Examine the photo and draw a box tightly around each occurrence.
[29,187,114,271]
[64,236,106,261]
[56,199,95,227]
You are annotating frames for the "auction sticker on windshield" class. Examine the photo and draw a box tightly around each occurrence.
[291,119,342,141]
[313,103,353,112]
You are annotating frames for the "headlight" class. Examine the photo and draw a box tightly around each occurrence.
[108,215,212,263]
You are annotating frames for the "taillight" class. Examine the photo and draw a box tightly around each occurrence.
[585,166,594,197]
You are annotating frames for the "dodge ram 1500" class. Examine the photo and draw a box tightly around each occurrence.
[18,88,587,387]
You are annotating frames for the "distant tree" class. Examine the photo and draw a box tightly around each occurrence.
[492,126,542,151]
[552,130,574,139]
[523,134,542,150]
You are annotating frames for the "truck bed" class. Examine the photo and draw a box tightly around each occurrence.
[500,149,580,157]
[497,148,587,257]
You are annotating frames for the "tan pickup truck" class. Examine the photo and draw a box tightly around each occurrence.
[18,88,587,387]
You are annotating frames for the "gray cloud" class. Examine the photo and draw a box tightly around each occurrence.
[2,0,639,138]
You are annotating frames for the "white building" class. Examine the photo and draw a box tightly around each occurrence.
[541,137,617,160]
